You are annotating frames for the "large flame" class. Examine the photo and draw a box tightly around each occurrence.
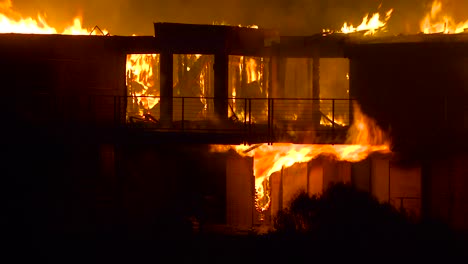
[126,54,160,114]
[324,8,394,36]
[229,56,264,122]
[0,0,107,35]
[211,103,391,212]
[341,9,393,35]
[420,0,468,34]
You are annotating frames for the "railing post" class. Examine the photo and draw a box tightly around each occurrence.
[181,97,185,132]
[248,98,252,139]
[267,98,271,145]
[270,98,274,144]
[244,98,248,144]
[332,99,335,137]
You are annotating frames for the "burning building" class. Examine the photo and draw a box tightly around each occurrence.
[2,0,468,243]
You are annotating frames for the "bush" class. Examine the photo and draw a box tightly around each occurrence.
[273,183,412,240]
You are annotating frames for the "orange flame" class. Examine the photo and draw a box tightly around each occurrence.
[246,58,259,83]
[211,103,391,212]
[327,8,394,36]
[126,54,160,115]
[420,0,468,34]
[0,0,107,35]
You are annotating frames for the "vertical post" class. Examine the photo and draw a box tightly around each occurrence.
[279,166,284,211]
[307,58,313,98]
[267,98,271,145]
[112,95,115,127]
[277,56,286,98]
[348,60,355,127]
[269,48,279,98]
[90,95,94,127]
[244,98,248,144]
[444,95,448,126]
[306,163,310,195]
[448,159,455,227]
[312,49,321,127]
[332,99,335,136]
[181,97,185,132]
[248,99,252,138]
[214,53,229,120]
[388,162,391,202]
[270,98,274,144]
[369,157,373,193]
[160,51,173,127]
[117,96,122,127]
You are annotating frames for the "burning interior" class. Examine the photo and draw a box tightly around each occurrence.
[1,0,467,236]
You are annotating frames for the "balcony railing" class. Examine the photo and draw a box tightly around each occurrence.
[127,96,353,143]
[4,94,354,144]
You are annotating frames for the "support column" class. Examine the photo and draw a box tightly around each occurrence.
[269,53,279,98]
[277,56,287,98]
[348,59,356,126]
[279,167,284,211]
[214,53,229,119]
[312,49,321,127]
[160,52,173,127]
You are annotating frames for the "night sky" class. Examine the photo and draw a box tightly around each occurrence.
[4,0,468,35]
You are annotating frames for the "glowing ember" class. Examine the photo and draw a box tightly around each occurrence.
[420,0,468,34]
[240,24,259,29]
[0,0,107,35]
[213,21,259,29]
[211,103,391,212]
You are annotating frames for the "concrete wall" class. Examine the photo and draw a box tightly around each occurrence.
[371,155,390,204]
[269,170,282,222]
[349,45,467,160]
[389,164,421,218]
[268,154,423,223]
[269,156,352,220]
[283,163,308,207]
[425,154,468,232]
[0,34,127,130]
[226,154,255,231]
[452,155,468,232]
[117,145,227,237]
[352,155,421,218]
[322,158,351,189]
[308,160,324,196]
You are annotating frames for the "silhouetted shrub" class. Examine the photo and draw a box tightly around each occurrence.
[273,183,412,240]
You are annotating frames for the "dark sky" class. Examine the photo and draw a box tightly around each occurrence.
[5,0,468,35]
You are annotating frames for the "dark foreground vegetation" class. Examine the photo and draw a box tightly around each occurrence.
[6,183,468,264]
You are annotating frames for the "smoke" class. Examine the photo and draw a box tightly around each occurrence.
[5,0,468,35]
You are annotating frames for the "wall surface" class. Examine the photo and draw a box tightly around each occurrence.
[0,34,128,129]
[349,43,467,160]
[425,154,468,232]
[226,154,255,231]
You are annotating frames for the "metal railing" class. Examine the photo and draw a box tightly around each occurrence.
[4,94,354,143]
[127,96,353,143]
